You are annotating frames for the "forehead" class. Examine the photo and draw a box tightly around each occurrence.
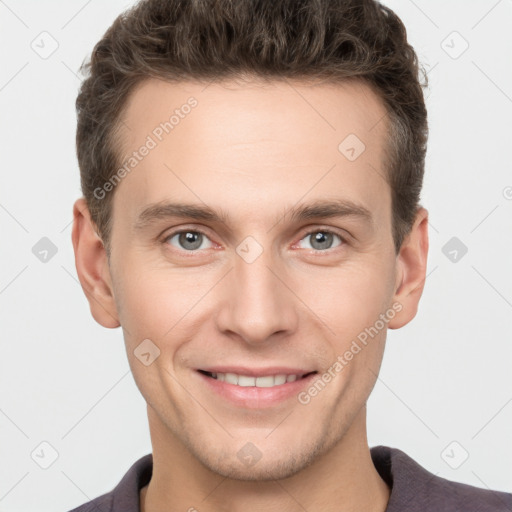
[112,77,390,228]
[119,76,388,149]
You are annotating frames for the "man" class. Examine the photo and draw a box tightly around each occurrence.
[69,0,512,510]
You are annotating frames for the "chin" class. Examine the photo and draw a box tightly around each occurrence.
[201,455,308,481]
[189,436,329,482]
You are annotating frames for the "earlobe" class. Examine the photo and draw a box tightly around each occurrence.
[71,197,120,328]
[388,207,429,330]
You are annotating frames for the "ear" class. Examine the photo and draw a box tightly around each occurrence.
[71,197,120,328]
[388,207,429,329]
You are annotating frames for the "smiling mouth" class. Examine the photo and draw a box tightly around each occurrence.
[198,370,318,388]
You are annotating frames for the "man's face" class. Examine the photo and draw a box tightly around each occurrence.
[102,77,404,479]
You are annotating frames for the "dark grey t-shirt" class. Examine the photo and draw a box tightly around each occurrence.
[67,445,512,511]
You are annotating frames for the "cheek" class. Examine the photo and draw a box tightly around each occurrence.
[111,256,212,347]
[294,260,393,336]
[110,259,171,340]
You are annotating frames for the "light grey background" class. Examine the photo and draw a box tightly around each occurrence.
[0,1,511,511]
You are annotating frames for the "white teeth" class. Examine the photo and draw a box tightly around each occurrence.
[255,376,275,388]
[225,373,238,385]
[208,372,305,387]
[238,375,256,387]
[275,375,287,385]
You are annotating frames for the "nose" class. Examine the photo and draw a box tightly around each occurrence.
[215,245,299,346]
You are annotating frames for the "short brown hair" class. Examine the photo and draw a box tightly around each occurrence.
[75,0,428,256]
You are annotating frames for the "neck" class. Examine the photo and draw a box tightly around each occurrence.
[140,406,390,512]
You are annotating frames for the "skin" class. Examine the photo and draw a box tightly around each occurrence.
[72,77,428,512]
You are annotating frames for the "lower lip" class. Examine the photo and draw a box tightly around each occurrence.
[196,371,317,408]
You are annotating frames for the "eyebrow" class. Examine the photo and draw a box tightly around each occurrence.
[133,198,373,232]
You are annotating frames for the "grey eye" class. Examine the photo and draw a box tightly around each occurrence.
[167,231,212,251]
[299,231,342,251]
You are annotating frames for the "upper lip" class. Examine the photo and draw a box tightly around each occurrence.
[197,366,317,377]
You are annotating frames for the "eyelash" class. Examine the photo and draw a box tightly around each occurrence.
[162,227,347,254]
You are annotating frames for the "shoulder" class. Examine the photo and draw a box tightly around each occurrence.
[64,453,153,512]
[371,445,512,512]
[66,493,113,512]
[422,466,512,511]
